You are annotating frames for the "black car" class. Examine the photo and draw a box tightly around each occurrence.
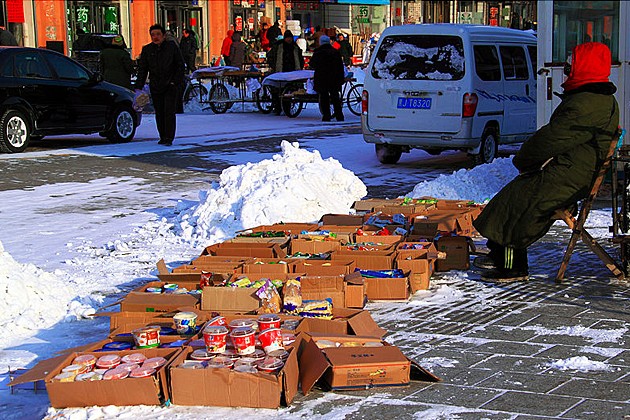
[0,46,139,153]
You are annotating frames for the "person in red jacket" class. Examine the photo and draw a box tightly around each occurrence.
[221,29,234,65]
[258,22,270,52]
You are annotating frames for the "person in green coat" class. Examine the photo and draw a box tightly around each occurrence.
[473,42,619,282]
[99,35,133,89]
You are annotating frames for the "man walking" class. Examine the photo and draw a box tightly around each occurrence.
[309,35,344,122]
[179,28,198,73]
[134,24,185,146]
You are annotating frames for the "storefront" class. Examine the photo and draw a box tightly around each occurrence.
[230,0,266,40]
[2,0,26,46]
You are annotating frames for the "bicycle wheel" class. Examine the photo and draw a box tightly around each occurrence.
[183,82,207,105]
[208,83,230,114]
[346,84,363,116]
[281,85,303,118]
[256,85,274,114]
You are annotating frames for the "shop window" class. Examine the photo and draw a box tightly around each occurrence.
[474,45,500,81]
[552,1,619,63]
[499,46,528,80]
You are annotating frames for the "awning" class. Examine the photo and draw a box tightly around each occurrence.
[321,0,390,5]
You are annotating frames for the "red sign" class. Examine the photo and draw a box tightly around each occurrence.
[235,16,243,32]
[7,0,25,23]
[189,17,197,27]
[234,0,241,5]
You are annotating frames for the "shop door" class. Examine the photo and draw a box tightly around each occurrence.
[183,8,203,62]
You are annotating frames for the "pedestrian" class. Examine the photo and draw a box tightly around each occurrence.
[99,35,133,89]
[311,26,325,50]
[266,30,304,73]
[333,33,353,67]
[257,22,270,52]
[0,26,18,46]
[473,42,619,282]
[309,35,345,122]
[266,21,282,46]
[134,24,185,146]
[229,31,246,69]
[221,29,234,66]
[179,28,198,73]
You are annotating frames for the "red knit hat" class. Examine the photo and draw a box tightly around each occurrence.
[562,42,612,92]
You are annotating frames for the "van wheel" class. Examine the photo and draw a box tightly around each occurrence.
[471,129,498,165]
[375,144,402,164]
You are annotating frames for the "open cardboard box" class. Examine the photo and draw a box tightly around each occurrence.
[352,198,404,212]
[289,238,342,255]
[120,281,201,312]
[95,306,205,332]
[319,213,367,226]
[8,347,180,408]
[436,236,473,271]
[331,250,396,270]
[411,209,476,238]
[364,275,410,301]
[293,258,357,276]
[201,242,286,258]
[299,333,439,394]
[157,259,235,283]
[303,225,358,243]
[242,257,298,274]
[295,308,386,338]
[242,222,320,234]
[169,346,299,408]
[351,234,403,246]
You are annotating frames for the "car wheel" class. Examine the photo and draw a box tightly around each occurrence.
[471,128,498,165]
[107,106,136,143]
[375,144,403,164]
[0,109,31,153]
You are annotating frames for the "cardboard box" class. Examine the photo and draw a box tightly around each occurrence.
[294,259,356,276]
[344,272,368,308]
[352,234,403,246]
[411,209,475,237]
[319,213,367,226]
[295,308,386,338]
[227,236,290,248]
[436,236,471,271]
[169,346,299,408]
[304,225,358,243]
[8,347,179,408]
[157,259,235,283]
[352,198,404,212]
[242,258,297,274]
[120,281,201,312]
[289,238,342,255]
[331,250,396,270]
[245,222,320,234]
[300,275,346,309]
[201,242,285,258]
[96,307,204,332]
[300,334,439,394]
[364,276,410,301]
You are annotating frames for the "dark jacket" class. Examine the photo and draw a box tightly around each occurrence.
[229,33,246,68]
[99,45,133,89]
[0,28,18,46]
[134,40,185,93]
[336,38,353,66]
[266,23,282,45]
[309,43,344,92]
[179,33,198,59]
[473,82,619,248]
[267,41,304,73]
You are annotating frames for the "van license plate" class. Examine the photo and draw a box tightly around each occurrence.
[397,97,432,109]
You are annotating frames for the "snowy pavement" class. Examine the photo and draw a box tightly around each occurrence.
[1,110,629,419]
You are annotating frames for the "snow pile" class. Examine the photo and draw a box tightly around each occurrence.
[407,157,518,202]
[177,141,367,243]
[548,356,612,372]
[0,240,94,349]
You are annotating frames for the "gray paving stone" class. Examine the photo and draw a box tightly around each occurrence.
[406,383,503,408]
[470,354,550,374]
[492,311,541,327]
[550,377,630,401]
[534,344,612,361]
[544,364,630,382]
[476,371,569,394]
[419,367,495,387]
[480,391,581,417]
[607,350,630,366]
[414,349,491,369]
[560,398,630,418]
[472,340,548,357]
[464,325,541,342]
[527,333,595,347]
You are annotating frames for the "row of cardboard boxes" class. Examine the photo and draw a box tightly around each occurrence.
[10,309,439,409]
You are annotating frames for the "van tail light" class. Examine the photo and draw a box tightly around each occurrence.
[462,93,478,117]
[362,90,369,114]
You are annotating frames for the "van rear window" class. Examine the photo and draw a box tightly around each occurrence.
[371,35,465,81]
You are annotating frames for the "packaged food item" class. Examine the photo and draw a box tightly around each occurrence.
[117,362,140,372]
[256,356,284,373]
[103,367,130,380]
[282,279,302,312]
[228,318,257,331]
[129,367,156,378]
[315,340,338,349]
[281,319,300,330]
[163,283,179,293]
[256,279,282,314]
[258,328,283,354]
[267,349,289,361]
[121,353,147,364]
[200,270,213,288]
[173,311,198,335]
[203,325,229,353]
[228,275,252,288]
[180,360,206,369]
[363,341,385,347]
[207,355,234,369]
[96,354,121,369]
[257,314,281,331]
[222,348,240,361]
[52,372,76,382]
[75,371,103,381]
[102,341,133,351]
[231,327,256,355]
[340,341,362,347]
[299,299,333,320]
[62,363,89,376]
[145,287,163,294]
[250,349,266,361]
[132,326,160,349]
[208,316,227,327]
[282,333,297,346]
[72,354,96,371]
[142,357,167,369]
[235,357,258,366]
[234,364,258,373]
[191,349,215,360]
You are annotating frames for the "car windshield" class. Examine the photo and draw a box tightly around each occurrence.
[372,35,465,81]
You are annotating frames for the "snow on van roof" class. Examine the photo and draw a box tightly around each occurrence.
[380,23,537,43]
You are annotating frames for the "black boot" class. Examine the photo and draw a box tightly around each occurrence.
[481,241,529,283]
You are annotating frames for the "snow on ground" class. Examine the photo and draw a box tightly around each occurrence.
[548,356,613,372]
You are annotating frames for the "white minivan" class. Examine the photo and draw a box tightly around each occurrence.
[362,24,537,164]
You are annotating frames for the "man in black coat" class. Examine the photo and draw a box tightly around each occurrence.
[135,24,185,146]
[309,35,345,122]
[179,28,198,73]
[266,22,282,47]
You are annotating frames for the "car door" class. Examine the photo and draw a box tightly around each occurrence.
[13,50,70,130]
[499,45,534,139]
[42,51,109,130]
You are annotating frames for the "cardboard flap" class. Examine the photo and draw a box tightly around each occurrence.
[347,311,387,338]
[299,336,331,396]
[8,354,68,386]
[410,360,441,382]
[344,271,364,285]
[157,258,170,275]
[282,347,300,404]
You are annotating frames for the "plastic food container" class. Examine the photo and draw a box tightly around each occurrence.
[52,372,76,382]
[62,363,89,376]
[203,325,229,353]
[257,356,284,373]
[221,348,240,361]
[96,354,121,369]
[258,328,283,354]
[281,319,300,330]
[117,362,140,372]
[132,326,160,349]
[75,371,103,381]
[251,349,266,361]
[257,314,281,331]
[230,327,256,355]
[207,355,234,369]
[267,349,289,361]
[207,316,227,327]
[142,357,167,369]
[228,318,257,331]
[190,349,215,360]
[173,311,198,335]
[72,354,96,371]
[121,353,147,364]
[363,341,385,347]
[315,340,338,349]
[234,364,258,373]
[180,360,206,369]
[340,341,362,347]
[282,333,297,346]
[103,367,130,380]
[146,287,162,294]
[102,341,133,351]
[129,367,156,378]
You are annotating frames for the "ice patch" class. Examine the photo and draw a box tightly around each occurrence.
[548,356,612,372]
[522,325,627,344]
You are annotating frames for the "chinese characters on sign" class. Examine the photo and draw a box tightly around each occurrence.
[489,7,499,26]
